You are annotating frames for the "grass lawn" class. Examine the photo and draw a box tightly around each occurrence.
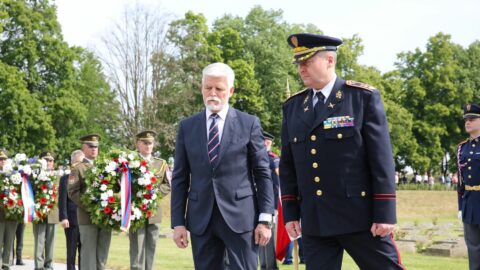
[18,191,467,269]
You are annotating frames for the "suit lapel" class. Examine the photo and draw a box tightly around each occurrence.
[197,111,210,166]
[214,107,236,169]
[311,78,345,132]
[299,89,315,127]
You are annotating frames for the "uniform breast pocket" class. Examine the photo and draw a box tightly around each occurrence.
[289,133,306,160]
[324,127,355,140]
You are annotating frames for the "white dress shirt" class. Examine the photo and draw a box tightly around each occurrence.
[312,74,337,107]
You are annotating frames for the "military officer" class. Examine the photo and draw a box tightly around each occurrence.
[129,130,170,270]
[259,131,280,270]
[68,134,112,270]
[0,150,17,270]
[279,33,403,269]
[457,103,480,270]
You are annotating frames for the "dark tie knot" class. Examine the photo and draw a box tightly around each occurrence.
[315,91,325,102]
[210,113,219,120]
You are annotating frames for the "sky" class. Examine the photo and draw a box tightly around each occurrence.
[55,0,480,73]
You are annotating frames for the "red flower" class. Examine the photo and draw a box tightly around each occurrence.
[101,180,109,185]
[40,198,47,205]
[18,199,23,206]
[103,207,112,214]
[108,197,115,204]
[52,193,57,199]
[7,199,14,207]
[141,160,147,167]
[36,211,42,217]
[146,184,152,190]
[0,194,4,199]
[146,210,152,218]
[143,194,152,200]
[121,167,128,173]
[141,204,147,211]
[150,177,156,183]
[41,184,47,190]
[113,158,119,163]
[48,204,53,209]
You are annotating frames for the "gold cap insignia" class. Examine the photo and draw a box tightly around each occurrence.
[467,104,471,111]
[290,36,299,48]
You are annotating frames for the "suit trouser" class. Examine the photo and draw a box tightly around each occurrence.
[79,225,111,270]
[259,222,278,270]
[14,223,25,262]
[65,225,81,270]
[0,221,17,270]
[303,230,404,270]
[33,223,57,270]
[190,202,258,270]
[464,223,480,270]
[129,223,160,270]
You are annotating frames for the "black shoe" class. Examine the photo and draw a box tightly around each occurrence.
[300,260,305,264]
[282,261,293,265]
[16,260,25,266]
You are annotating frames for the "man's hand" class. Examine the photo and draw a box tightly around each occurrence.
[255,224,272,246]
[61,219,69,229]
[370,223,396,237]
[458,210,462,220]
[173,226,189,248]
[285,221,302,238]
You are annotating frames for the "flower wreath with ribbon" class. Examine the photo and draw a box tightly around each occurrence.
[0,154,56,223]
[81,149,163,231]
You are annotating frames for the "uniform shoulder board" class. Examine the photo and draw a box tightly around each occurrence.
[346,80,375,91]
[284,88,310,103]
[458,139,468,146]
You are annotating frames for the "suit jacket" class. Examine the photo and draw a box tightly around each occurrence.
[280,77,397,237]
[58,174,78,226]
[67,159,93,225]
[171,107,274,235]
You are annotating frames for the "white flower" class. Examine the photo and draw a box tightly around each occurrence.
[140,166,146,174]
[128,154,135,161]
[107,190,113,197]
[152,194,157,200]
[105,162,117,173]
[48,190,53,195]
[38,159,47,170]
[91,167,97,174]
[46,194,50,200]
[42,189,47,193]
[99,184,107,191]
[21,165,32,175]
[14,153,27,164]
[110,171,116,177]
[101,201,108,207]
[130,160,140,169]
[136,191,143,198]
[10,173,22,185]
[100,193,108,200]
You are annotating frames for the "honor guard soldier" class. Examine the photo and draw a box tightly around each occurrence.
[68,134,112,270]
[32,151,59,270]
[279,33,404,270]
[458,103,480,270]
[129,130,170,270]
[0,150,18,270]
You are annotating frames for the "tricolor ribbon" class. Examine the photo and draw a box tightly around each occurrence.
[120,163,132,231]
[21,174,35,223]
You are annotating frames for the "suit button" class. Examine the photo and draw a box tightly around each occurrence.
[473,144,477,148]
[312,162,318,169]
[337,133,343,139]
[316,190,323,196]
[361,191,366,197]
[311,135,317,141]
[470,151,474,155]
[314,176,320,183]
[311,149,317,155]
[294,137,297,143]
[469,167,472,170]
[469,175,472,179]
[469,158,472,162]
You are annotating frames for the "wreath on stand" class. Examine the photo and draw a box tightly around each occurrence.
[81,149,164,231]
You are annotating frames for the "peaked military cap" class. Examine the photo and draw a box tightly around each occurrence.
[79,134,101,146]
[464,103,480,119]
[0,149,8,159]
[263,131,275,140]
[287,33,343,64]
[136,130,157,142]
[39,151,55,161]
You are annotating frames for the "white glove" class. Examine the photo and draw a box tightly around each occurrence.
[458,211,462,220]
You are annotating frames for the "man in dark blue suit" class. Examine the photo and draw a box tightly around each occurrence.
[280,33,404,270]
[457,103,480,270]
[171,62,275,270]
[58,150,84,270]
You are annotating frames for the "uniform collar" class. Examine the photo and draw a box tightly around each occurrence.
[312,74,337,100]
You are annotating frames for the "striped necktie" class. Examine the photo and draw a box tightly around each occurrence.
[208,113,220,166]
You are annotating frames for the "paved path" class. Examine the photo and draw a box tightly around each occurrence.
[9,259,69,269]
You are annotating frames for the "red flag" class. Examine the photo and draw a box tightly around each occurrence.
[275,195,291,260]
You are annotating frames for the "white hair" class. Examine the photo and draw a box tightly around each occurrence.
[202,62,235,89]
[70,149,84,164]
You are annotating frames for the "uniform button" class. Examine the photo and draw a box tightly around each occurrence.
[469,158,472,162]
[312,162,318,169]
[469,175,472,179]
[337,133,343,139]
[311,135,317,141]
[316,190,323,196]
[311,149,317,155]
[361,191,366,197]
[470,151,474,155]
[469,166,472,170]
[314,176,320,183]
[473,144,477,148]
[294,137,297,143]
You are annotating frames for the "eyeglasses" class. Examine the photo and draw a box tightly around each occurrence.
[87,145,98,149]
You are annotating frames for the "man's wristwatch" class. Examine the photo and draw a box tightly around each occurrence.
[258,221,272,228]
